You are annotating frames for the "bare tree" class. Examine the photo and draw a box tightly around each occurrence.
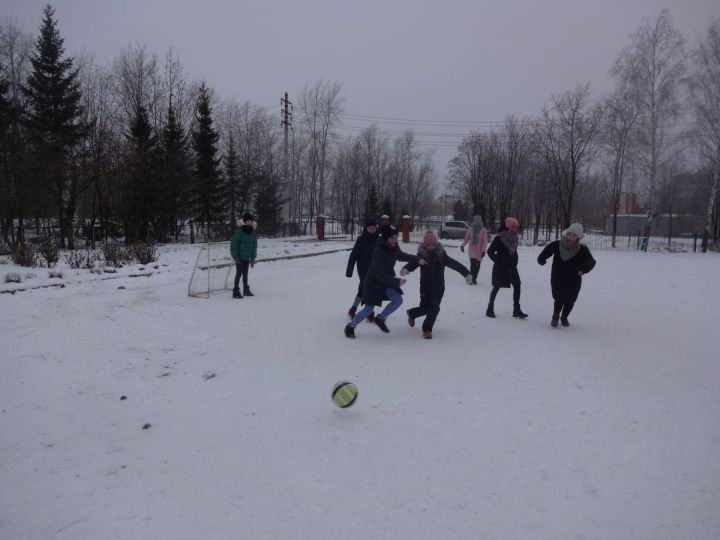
[603,89,640,247]
[537,83,604,229]
[612,9,686,241]
[687,18,720,250]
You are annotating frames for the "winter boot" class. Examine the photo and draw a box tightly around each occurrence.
[551,313,560,328]
[407,309,415,328]
[344,324,356,339]
[486,303,496,318]
[366,312,376,324]
[347,306,357,319]
[560,316,570,327]
[513,304,528,319]
[374,315,390,333]
[243,288,254,297]
[422,330,432,339]
[232,289,243,299]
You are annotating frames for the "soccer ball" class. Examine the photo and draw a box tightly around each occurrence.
[331,381,358,408]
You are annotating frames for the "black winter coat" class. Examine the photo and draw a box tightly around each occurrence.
[346,226,378,279]
[361,237,419,306]
[487,235,520,288]
[402,244,469,307]
[537,241,596,303]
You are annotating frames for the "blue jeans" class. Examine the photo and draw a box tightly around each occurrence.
[350,288,403,327]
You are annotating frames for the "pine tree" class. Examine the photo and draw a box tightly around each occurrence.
[364,182,379,219]
[158,102,190,240]
[191,81,223,240]
[254,173,284,236]
[24,5,84,248]
[123,105,158,244]
[381,196,393,224]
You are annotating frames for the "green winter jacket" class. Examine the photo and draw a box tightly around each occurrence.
[230,225,258,261]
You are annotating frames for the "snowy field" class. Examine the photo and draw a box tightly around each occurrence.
[1,238,719,540]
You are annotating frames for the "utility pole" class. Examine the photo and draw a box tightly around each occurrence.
[281,92,293,230]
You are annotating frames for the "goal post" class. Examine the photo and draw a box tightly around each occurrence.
[188,241,235,298]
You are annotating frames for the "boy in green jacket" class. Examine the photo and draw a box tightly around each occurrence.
[230,213,258,298]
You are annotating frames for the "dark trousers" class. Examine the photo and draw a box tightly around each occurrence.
[408,296,441,332]
[489,276,521,306]
[554,300,574,318]
[469,258,481,282]
[233,260,250,292]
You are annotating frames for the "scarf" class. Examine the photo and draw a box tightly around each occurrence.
[417,243,445,262]
[241,225,254,234]
[471,223,483,244]
[559,237,581,261]
[499,230,518,255]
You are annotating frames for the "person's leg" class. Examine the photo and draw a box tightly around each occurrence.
[511,274,527,318]
[379,288,403,319]
[241,260,251,293]
[487,286,499,317]
[470,258,480,283]
[350,304,375,327]
[233,262,243,297]
[423,304,440,332]
[551,299,562,326]
[560,302,574,326]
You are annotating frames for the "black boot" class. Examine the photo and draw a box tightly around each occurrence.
[344,324,356,339]
[486,303,495,318]
[232,289,243,299]
[374,315,390,333]
[243,288,254,297]
[513,304,528,319]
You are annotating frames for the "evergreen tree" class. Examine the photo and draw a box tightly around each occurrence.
[24,5,84,248]
[224,133,240,229]
[254,173,284,236]
[158,102,190,241]
[123,105,158,243]
[381,196,393,224]
[452,199,469,221]
[364,181,379,219]
[191,81,223,240]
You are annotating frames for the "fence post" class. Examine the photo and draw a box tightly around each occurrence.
[316,215,325,241]
[402,215,411,243]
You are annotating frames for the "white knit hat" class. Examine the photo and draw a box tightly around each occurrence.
[563,223,584,239]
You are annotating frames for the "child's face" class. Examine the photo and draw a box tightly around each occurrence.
[387,235,398,247]
[424,238,438,250]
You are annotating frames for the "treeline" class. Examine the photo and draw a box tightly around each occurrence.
[1,7,719,253]
[448,11,720,247]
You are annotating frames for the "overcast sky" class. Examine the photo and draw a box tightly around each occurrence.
[3,0,719,181]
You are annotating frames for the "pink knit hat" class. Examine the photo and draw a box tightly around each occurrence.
[504,217,519,230]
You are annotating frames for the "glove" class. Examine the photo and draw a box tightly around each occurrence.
[481,251,485,257]
[399,278,407,286]
[400,268,409,276]
[465,274,473,285]
[250,259,255,268]
[418,259,427,266]
[345,272,352,278]
[460,245,465,252]
[538,258,545,266]
[232,257,239,264]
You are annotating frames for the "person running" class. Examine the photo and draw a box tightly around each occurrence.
[537,222,596,327]
[345,217,379,321]
[460,214,488,284]
[401,231,473,339]
[230,213,258,298]
[344,225,423,338]
[486,217,527,319]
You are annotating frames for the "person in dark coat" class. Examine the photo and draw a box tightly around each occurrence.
[537,222,596,327]
[345,217,379,320]
[230,212,258,298]
[401,231,473,339]
[344,226,423,338]
[486,216,527,319]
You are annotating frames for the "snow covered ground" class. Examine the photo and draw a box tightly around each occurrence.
[1,238,719,540]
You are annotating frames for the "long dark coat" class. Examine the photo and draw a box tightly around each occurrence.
[486,235,520,288]
[402,244,469,307]
[361,237,419,306]
[346,225,378,280]
[537,240,596,303]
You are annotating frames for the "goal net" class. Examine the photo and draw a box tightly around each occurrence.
[188,241,235,298]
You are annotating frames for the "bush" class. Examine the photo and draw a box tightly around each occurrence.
[102,243,131,267]
[12,244,37,267]
[38,237,59,268]
[48,270,63,279]
[64,249,100,269]
[131,243,159,264]
[4,272,22,283]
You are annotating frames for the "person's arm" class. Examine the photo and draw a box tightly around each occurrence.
[460,229,471,250]
[346,238,361,277]
[396,248,420,265]
[578,247,596,275]
[251,232,258,261]
[486,236,499,262]
[480,228,488,254]
[537,242,555,265]
[370,249,403,288]
[444,253,470,277]
[230,231,239,260]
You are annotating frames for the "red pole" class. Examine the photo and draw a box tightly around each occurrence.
[402,215,411,243]
[316,215,325,241]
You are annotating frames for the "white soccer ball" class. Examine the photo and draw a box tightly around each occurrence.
[331,381,358,408]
